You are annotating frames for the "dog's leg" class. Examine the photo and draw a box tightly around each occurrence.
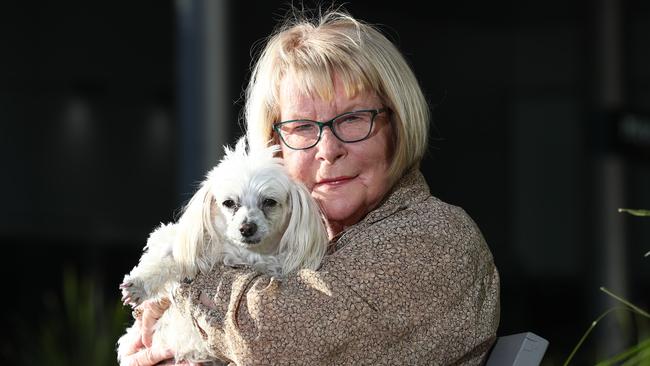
[120,223,184,307]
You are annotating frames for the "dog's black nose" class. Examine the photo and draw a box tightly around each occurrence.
[239,222,257,237]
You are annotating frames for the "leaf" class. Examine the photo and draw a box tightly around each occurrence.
[595,338,650,366]
[600,287,650,319]
[618,208,650,217]
[564,289,650,366]
[563,307,626,366]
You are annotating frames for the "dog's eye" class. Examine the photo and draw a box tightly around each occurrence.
[222,199,236,209]
[263,198,277,208]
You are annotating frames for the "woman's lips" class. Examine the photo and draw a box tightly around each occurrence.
[315,176,356,187]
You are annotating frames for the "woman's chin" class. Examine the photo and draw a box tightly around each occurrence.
[317,197,363,225]
[312,181,379,227]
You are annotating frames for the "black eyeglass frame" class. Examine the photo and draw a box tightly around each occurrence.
[272,108,388,150]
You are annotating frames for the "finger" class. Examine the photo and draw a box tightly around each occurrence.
[123,346,174,366]
[122,320,144,356]
[141,297,171,347]
[155,361,193,366]
[132,307,144,321]
[151,359,198,366]
[147,355,203,366]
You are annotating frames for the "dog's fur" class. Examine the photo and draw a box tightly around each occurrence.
[116,138,329,363]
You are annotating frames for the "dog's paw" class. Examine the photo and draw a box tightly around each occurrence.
[120,275,148,307]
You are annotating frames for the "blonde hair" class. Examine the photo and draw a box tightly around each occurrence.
[245,9,429,185]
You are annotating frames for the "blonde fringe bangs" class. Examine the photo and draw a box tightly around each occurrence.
[266,19,383,116]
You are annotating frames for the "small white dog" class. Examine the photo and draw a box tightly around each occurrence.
[116,138,328,364]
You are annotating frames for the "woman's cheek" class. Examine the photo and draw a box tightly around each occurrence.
[284,154,314,187]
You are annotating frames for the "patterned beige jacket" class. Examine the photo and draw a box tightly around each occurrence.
[176,169,500,365]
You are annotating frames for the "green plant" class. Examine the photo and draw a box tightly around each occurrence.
[21,268,129,366]
[564,208,650,365]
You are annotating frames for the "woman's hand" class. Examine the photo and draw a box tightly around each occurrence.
[119,326,174,366]
[121,298,200,366]
[139,297,171,347]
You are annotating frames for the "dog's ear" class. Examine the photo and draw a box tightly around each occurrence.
[278,183,328,275]
[173,181,216,276]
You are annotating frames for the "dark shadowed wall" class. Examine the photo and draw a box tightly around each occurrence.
[1,1,649,364]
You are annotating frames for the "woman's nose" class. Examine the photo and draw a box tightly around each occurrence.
[315,128,346,163]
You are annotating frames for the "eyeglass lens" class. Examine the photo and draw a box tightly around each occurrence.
[277,110,375,149]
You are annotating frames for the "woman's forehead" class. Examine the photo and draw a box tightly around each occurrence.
[279,72,377,105]
[278,68,374,101]
[278,78,380,118]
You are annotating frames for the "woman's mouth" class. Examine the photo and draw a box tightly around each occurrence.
[315,176,356,187]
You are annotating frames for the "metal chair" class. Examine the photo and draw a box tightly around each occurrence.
[485,332,549,366]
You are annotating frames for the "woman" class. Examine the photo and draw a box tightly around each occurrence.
[122,9,500,366]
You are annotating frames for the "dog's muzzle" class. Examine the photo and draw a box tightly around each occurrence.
[239,222,258,237]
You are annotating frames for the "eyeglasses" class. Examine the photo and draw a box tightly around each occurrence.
[273,108,387,150]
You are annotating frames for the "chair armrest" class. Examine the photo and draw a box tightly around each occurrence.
[485,332,549,366]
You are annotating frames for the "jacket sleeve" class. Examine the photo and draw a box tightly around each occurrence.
[174,201,500,365]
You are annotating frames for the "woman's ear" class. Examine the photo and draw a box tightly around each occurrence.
[278,183,328,275]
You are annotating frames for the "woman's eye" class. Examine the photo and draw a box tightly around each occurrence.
[342,115,361,122]
[293,123,316,133]
[339,113,365,124]
[263,198,277,208]
[222,199,236,208]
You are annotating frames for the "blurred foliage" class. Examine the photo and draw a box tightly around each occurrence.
[564,209,650,365]
[17,268,129,366]
[618,209,650,218]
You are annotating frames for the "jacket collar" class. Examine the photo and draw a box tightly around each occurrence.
[364,168,431,224]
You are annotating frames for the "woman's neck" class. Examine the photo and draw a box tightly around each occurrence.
[326,222,344,240]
